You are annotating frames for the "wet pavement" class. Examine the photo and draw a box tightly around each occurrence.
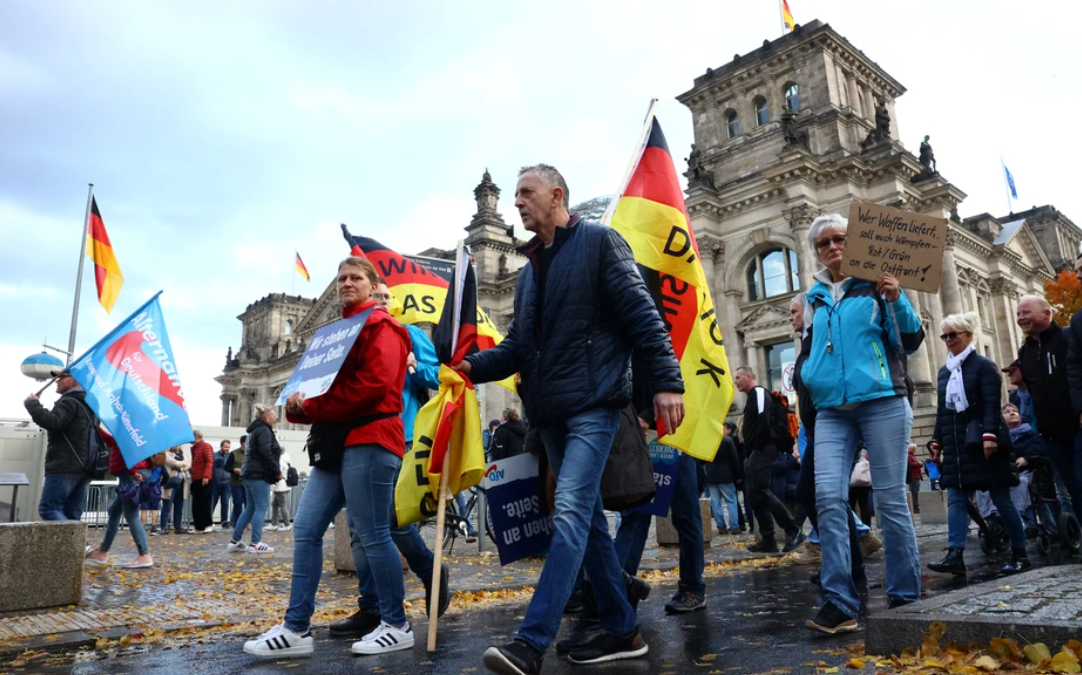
[11,533,1079,675]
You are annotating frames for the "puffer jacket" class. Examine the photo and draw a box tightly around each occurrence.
[489,419,527,462]
[801,272,924,411]
[242,419,282,484]
[24,389,97,475]
[1009,423,1057,499]
[466,217,683,427]
[704,435,742,484]
[932,352,1017,491]
[1020,322,1075,442]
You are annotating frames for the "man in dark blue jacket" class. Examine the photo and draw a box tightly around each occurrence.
[459,164,684,675]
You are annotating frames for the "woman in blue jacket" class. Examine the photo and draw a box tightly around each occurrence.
[799,213,924,634]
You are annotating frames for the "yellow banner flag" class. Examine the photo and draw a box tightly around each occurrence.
[607,114,734,461]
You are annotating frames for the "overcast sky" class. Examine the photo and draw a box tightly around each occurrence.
[2,0,1078,424]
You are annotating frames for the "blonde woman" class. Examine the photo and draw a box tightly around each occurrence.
[227,404,282,553]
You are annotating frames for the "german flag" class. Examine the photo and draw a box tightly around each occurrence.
[295,251,310,282]
[782,0,795,31]
[86,197,123,313]
[608,116,734,461]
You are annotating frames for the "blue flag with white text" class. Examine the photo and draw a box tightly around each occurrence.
[1004,163,1018,199]
[68,292,194,468]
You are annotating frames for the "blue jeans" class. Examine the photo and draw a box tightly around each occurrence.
[230,483,246,525]
[616,452,705,593]
[814,396,920,617]
[706,483,739,530]
[39,472,91,521]
[211,482,231,524]
[161,489,185,530]
[518,407,634,653]
[232,480,271,545]
[947,487,1027,550]
[99,474,149,555]
[454,492,478,535]
[284,445,404,632]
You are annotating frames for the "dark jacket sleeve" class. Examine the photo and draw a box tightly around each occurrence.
[979,358,1002,442]
[1068,310,1082,415]
[598,229,683,395]
[467,318,519,384]
[24,396,79,432]
[932,367,946,445]
[728,437,743,481]
[224,452,235,475]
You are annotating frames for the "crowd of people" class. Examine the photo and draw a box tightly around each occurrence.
[21,164,1082,675]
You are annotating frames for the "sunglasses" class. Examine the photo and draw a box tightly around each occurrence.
[939,331,968,341]
[816,235,847,250]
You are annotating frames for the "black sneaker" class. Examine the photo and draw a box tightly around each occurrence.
[567,627,649,665]
[783,530,808,553]
[555,614,602,654]
[482,640,542,675]
[805,602,859,634]
[329,608,381,638]
[664,590,706,614]
[423,564,451,618]
[624,573,651,612]
[563,590,585,614]
[1000,549,1032,575]
[746,540,779,553]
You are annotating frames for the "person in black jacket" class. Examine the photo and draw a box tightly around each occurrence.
[227,404,282,553]
[705,434,742,533]
[1018,295,1082,519]
[24,368,96,522]
[929,312,1030,576]
[459,164,684,673]
[488,409,527,462]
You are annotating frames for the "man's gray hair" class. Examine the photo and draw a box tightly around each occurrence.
[807,213,848,254]
[735,365,757,380]
[519,164,570,209]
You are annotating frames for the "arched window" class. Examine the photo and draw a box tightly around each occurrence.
[726,110,740,139]
[784,83,800,111]
[754,96,769,127]
[284,319,293,336]
[746,247,800,301]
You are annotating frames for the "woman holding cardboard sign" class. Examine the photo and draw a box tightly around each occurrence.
[798,212,925,634]
[242,255,411,659]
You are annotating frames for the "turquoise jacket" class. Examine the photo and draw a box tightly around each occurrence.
[403,324,440,443]
[800,272,924,411]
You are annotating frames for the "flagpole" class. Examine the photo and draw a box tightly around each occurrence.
[1000,159,1013,216]
[292,250,296,295]
[601,98,660,226]
[778,0,787,34]
[67,184,94,366]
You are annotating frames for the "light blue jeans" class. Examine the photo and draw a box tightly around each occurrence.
[815,396,920,617]
[808,511,870,545]
[518,407,635,653]
[706,483,740,530]
[231,480,271,545]
[285,445,404,632]
[98,474,149,555]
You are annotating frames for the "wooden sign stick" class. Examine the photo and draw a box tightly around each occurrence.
[426,466,451,652]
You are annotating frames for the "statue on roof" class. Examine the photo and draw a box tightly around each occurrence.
[861,99,892,150]
[919,135,936,172]
[685,144,714,188]
[781,106,807,149]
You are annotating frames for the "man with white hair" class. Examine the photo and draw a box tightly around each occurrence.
[1017,295,1082,518]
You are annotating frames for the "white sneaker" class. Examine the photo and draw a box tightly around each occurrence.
[227,540,248,553]
[243,623,313,657]
[351,621,414,655]
[248,542,274,553]
[281,524,292,532]
[265,525,278,532]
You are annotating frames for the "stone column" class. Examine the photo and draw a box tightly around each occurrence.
[722,290,745,375]
[991,278,1021,364]
[847,77,861,116]
[785,206,818,292]
[863,89,876,124]
[237,392,251,428]
[902,289,937,411]
[940,233,964,316]
[744,340,763,380]
[220,395,231,427]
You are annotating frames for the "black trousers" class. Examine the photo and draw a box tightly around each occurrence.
[190,480,213,531]
[745,446,797,544]
[797,437,864,575]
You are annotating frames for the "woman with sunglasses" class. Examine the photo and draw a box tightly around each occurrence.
[798,212,924,634]
[927,312,1030,577]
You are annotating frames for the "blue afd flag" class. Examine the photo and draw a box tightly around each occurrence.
[68,292,194,468]
[1004,162,1018,199]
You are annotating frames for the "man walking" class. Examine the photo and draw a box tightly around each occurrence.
[225,435,247,528]
[212,440,233,527]
[189,430,215,533]
[24,368,95,522]
[458,164,684,674]
[733,366,806,554]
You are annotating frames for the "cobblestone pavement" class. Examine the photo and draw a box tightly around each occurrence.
[932,567,1082,621]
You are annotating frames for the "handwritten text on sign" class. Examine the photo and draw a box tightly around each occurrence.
[842,201,946,293]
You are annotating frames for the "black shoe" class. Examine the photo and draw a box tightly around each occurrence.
[563,590,584,614]
[329,608,381,638]
[482,640,542,675]
[927,547,967,576]
[746,540,779,553]
[888,598,915,609]
[665,590,706,614]
[1000,549,1032,575]
[810,571,821,586]
[783,530,808,553]
[567,627,649,665]
[555,614,602,654]
[805,602,859,634]
[624,573,651,612]
[423,564,451,618]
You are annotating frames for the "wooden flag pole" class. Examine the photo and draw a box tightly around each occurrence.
[426,468,451,651]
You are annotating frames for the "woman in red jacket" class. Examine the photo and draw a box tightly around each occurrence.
[86,431,154,569]
[244,255,410,659]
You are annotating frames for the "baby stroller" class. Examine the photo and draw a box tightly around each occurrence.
[1024,455,1082,556]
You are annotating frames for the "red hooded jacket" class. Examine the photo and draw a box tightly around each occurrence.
[287,301,409,457]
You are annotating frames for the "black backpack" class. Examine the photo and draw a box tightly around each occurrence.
[286,464,299,487]
[764,388,795,450]
[62,401,111,480]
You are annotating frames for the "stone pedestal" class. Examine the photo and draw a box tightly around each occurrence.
[655,498,714,547]
[0,521,85,612]
[919,490,948,525]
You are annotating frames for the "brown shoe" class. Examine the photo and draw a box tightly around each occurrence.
[860,533,883,558]
[793,541,822,565]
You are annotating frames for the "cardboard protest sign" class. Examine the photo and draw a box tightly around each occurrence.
[634,438,681,517]
[482,453,553,565]
[275,307,373,405]
[842,201,946,293]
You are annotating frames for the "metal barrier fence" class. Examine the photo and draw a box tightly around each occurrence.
[83,477,310,529]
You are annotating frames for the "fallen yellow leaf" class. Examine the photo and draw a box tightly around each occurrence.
[973,655,999,671]
[1024,644,1053,664]
[1052,650,1082,674]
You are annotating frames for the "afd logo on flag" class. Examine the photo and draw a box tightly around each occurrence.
[69,292,194,467]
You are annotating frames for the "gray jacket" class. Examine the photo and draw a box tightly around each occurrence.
[24,389,96,475]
